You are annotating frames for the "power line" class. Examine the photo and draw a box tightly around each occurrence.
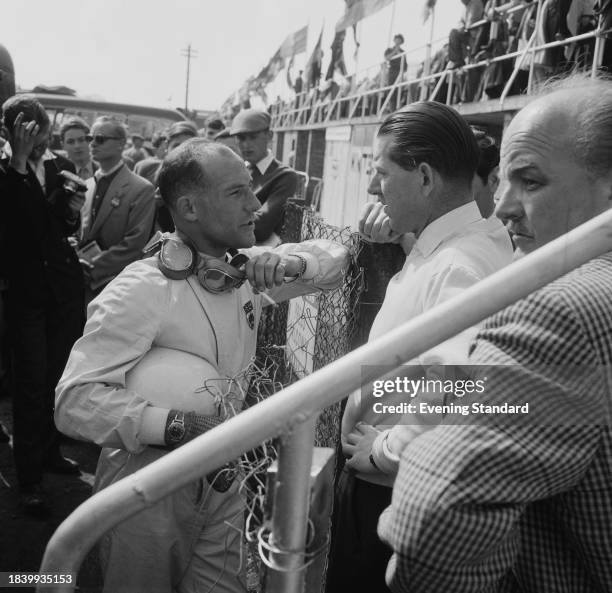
[180,44,198,111]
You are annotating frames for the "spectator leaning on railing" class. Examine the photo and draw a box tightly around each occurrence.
[379,73,612,593]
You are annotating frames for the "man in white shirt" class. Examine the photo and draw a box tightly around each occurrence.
[326,101,513,592]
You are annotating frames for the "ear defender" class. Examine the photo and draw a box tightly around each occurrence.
[158,237,198,280]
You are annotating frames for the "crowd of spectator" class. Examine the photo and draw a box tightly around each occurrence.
[271,0,612,117]
[1,7,612,591]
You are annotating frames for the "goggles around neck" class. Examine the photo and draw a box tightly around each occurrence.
[196,251,249,294]
[151,234,249,294]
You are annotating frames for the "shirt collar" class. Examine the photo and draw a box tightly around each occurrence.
[415,201,483,258]
[253,149,274,176]
[95,160,124,180]
[77,161,94,177]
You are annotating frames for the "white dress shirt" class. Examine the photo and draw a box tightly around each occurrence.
[346,201,513,485]
[252,149,274,176]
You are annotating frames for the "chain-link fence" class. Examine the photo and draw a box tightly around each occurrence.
[255,202,364,446]
[242,202,364,591]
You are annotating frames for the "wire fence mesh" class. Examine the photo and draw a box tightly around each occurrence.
[242,201,365,591]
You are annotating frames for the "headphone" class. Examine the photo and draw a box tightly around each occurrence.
[145,233,249,293]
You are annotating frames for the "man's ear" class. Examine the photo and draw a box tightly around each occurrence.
[266,130,273,144]
[487,166,500,194]
[417,162,435,198]
[175,194,198,222]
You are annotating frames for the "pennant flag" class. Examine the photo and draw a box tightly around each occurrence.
[279,25,308,58]
[255,48,285,85]
[422,0,437,24]
[325,30,347,80]
[304,26,324,88]
[335,0,394,32]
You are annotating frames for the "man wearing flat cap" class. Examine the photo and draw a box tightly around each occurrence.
[123,133,147,166]
[230,108,298,246]
[166,120,198,152]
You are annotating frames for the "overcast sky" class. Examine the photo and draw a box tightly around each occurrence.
[1,0,462,111]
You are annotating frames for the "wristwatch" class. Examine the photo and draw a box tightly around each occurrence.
[165,411,186,447]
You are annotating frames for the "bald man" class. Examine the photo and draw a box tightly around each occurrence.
[378,74,612,592]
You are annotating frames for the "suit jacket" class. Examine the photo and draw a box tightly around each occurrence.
[380,253,612,592]
[80,164,155,285]
[0,153,83,305]
[133,157,161,186]
[252,158,298,243]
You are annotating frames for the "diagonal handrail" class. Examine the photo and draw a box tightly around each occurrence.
[38,208,612,592]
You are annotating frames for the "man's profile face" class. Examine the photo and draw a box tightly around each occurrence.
[367,167,384,203]
[235,129,269,165]
[192,152,262,252]
[62,128,89,163]
[372,134,430,235]
[495,99,612,258]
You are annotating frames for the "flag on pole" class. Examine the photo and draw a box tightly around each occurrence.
[279,25,308,58]
[335,0,394,32]
[304,26,324,88]
[422,0,437,24]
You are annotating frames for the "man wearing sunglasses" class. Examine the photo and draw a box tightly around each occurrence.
[79,116,155,298]
[56,139,348,593]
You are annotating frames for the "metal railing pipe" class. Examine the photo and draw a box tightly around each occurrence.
[39,207,612,591]
[265,416,317,593]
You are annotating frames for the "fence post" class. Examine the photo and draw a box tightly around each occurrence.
[264,416,317,593]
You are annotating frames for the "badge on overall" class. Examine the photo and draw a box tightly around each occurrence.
[243,300,255,330]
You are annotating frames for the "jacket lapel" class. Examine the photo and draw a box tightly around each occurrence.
[88,166,129,237]
[80,177,97,243]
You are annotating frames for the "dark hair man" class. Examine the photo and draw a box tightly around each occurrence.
[230,108,298,246]
[59,116,97,180]
[472,126,500,218]
[379,75,612,592]
[327,102,512,592]
[0,94,86,515]
[56,140,348,592]
[386,33,406,84]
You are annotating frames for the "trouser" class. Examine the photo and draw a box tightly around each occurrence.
[96,447,248,593]
[8,293,84,487]
[325,467,393,593]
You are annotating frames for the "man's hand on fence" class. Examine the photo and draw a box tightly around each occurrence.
[245,252,306,292]
[343,423,382,474]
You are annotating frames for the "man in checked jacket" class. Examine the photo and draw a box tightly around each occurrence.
[378,74,612,592]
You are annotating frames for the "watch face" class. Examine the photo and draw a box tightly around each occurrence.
[168,418,185,442]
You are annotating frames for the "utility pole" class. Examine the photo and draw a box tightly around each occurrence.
[180,44,198,111]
